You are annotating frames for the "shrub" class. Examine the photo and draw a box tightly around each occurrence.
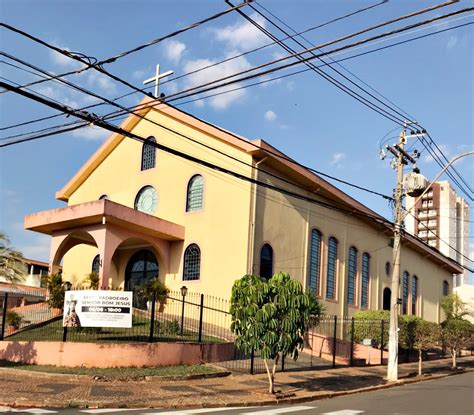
[154,319,180,335]
[6,310,22,329]
[141,278,170,305]
[399,315,422,350]
[351,310,389,348]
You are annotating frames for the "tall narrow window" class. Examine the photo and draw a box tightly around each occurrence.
[402,271,409,315]
[347,247,357,306]
[141,136,156,171]
[183,244,201,281]
[326,237,338,300]
[91,255,100,274]
[308,229,322,295]
[361,253,370,309]
[260,244,273,279]
[443,280,449,296]
[412,275,418,315]
[186,175,204,212]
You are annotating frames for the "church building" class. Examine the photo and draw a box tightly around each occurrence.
[24,97,462,323]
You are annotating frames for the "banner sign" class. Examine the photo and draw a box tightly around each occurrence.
[63,290,133,328]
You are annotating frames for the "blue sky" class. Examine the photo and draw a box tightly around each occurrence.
[0,0,472,277]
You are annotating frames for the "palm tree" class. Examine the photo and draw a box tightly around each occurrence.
[0,232,26,283]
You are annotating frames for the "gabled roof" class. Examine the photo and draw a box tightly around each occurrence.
[55,98,463,274]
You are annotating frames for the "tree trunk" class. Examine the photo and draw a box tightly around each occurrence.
[263,354,279,394]
[452,348,457,368]
[418,349,422,376]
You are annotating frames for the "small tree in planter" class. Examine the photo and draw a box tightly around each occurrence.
[46,274,64,312]
[141,278,169,312]
[441,318,474,369]
[6,310,23,334]
[412,319,440,376]
[86,271,99,290]
[230,272,311,394]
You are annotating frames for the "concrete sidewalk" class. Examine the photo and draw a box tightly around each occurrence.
[0,356,472,410]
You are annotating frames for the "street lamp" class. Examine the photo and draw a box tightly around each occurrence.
[62,281,72,291]
[180,285,188,335]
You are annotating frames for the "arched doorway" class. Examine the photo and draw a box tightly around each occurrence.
[125,249,159,293]
[383,287,391,311]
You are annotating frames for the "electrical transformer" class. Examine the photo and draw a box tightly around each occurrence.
[404,171,428,197]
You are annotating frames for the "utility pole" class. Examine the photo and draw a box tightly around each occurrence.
[383,128,420,381]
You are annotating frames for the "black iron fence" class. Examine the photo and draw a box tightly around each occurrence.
[3,289,444,374]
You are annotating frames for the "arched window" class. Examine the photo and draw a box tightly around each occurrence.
[443,280,449,296]
[99,194,108,200]
[186,175,204,212]
[361,253,370,309]
[134,185,158,214]
[383,287,391,311]
[347,246,357,306]
[308,229,322,295]
[125,249,159,292]
[260,244,273,279]
[326,237,338,300]
[91,255,100,274]
[412,275,418,315]
[141,136,156,171]
[183,244,201,281]
[402,271,409,315]
[385,261,391,276]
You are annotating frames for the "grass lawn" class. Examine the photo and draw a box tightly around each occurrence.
[0,359,225,380]
[7,316,226,344]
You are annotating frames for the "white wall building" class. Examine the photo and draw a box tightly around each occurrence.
[406,181,470,287]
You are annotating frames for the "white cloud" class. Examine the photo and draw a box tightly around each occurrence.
[264,110,277,122]
[330,152,346,167]
[182,53,251,109]
[85,71,117,93]
[446,35,458,50]
[164,40,186,64]
[211,13,268,51]
[72,125,109,141]
[132,69,147,80]
[423,144,450,164]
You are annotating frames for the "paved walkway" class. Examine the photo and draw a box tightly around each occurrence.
[0,357,472,410]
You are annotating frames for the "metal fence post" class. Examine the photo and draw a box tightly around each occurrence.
[350,317,355,367]
[1,293,8,340]
[149,291,156,343]
[250,349,255,375]
[332,315,337,369]
[62,324,68,342]
[380,319,385,365]
[198,294,204,343]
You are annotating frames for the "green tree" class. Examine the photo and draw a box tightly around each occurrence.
[399,315,421,351]
[46,274,64,310]
[0,232,26,283]
[412,319,440,376]
[441,293,470,320]
[230,272,311,394]
[441,318,474,368]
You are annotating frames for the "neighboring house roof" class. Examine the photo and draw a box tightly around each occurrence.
[54,98,464,274]
[0,282,47,298]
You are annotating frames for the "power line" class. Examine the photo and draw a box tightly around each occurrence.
[231,2,411,129]
[0,2,252,99]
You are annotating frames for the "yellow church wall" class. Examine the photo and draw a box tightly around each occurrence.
[62,109,254,300]
[253,167,455,323]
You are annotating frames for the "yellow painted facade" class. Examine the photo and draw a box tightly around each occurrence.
[45,100,460,323]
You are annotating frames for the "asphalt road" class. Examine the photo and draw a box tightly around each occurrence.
[1,371,472,414]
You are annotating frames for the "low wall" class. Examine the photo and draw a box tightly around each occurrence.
[0,341,235,368]
[306,332,388,365]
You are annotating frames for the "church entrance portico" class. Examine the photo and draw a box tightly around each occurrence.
[24,199,185,290]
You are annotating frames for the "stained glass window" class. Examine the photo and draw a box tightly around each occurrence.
[260,244,273,280]
[141,136,156,171]
[308,229,322,295]
[361,253,370,309]
[347,247,357,305]
[326,237,338,300]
